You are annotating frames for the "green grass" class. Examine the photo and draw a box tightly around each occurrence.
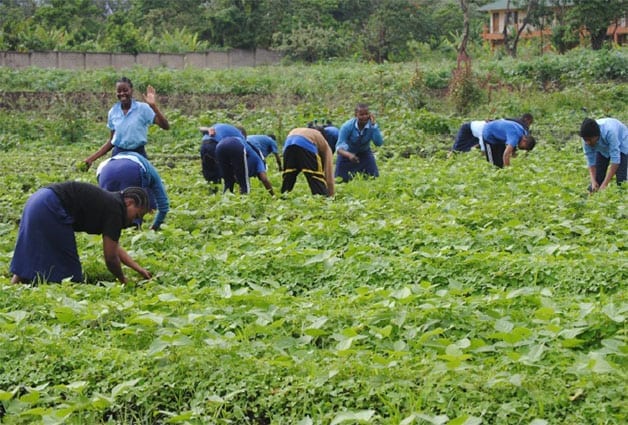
[0,56,626,424]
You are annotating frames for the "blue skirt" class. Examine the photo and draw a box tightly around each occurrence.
[10,188,82,283]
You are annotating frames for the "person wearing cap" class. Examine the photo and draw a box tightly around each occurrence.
[83,76,169,169]
[482,119,536,168]
[247,134,283,172]
[10,181,152,284]
[335,103,384,182]
[96,151,170,230]
[579,117,628,192]
[281,127,335,197]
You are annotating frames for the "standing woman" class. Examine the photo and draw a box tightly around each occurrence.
[83,77,169,169]
[10,182,152,284]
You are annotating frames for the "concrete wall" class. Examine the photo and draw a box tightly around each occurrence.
[0,49,282,69]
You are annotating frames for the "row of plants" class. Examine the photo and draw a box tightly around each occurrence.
[0,56,626,423]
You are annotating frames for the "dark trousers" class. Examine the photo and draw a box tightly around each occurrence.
[281,145,328,196]
[112,145,147,158]
[216,138,249,194]
[452,122,479,152]
[592,151,627,188]
[484,143,506,168]
[200,140,222,184]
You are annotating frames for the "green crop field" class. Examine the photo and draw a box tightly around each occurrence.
[0,48,626,424]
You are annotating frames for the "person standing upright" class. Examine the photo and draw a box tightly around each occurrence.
[83,77,169,168]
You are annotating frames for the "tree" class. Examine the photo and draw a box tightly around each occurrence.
[569,0,628,50]
[500,0,543,57]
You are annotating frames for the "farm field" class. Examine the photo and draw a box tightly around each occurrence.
[0,50,626,424]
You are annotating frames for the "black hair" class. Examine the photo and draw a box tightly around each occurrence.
[521,113,533,123]
[235,125,247,138]
[524,135,537,151]
[122,187,149,210]
[580,118,600,138]
[267,134,276,140]
[355,103,369,113]
[117,76,133,88]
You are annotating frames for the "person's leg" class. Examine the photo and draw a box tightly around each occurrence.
[280,146,301,193]
[484,143,505,168]
[335,155,356,182]
[452,122,477,152]
[594,152,609,186]
[10,188,82,283]
[615,152,627,186]
[200,141,221,184]
[356,150,379,178]
[299,149,328,195]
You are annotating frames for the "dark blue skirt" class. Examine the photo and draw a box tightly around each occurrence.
[10,188,82,283]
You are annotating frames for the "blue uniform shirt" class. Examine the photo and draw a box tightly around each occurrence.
[247,135,278,158]
[336,118,384,154]
[202,123,245,143]
[323,126,339,153]
[108,100,156,150]
[482,119,527,148]
[582,118,628,166]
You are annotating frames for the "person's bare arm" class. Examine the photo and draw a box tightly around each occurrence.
[274,153,283,172]
[144,85,169,130]
[599,163,619,190]
[503,144,515,167]
[257,172,275,196]
[337,148,359,163]
[84,131,115,169]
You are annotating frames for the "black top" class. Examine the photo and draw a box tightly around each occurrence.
[48,181,127,241]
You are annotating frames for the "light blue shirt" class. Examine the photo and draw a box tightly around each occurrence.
[107,100,156,150]
[336,118,384,154]
[97,152,170,229]
[582,118,628,166]
[247,135,278,157]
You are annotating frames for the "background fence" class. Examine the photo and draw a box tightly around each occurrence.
[0,49,282,70]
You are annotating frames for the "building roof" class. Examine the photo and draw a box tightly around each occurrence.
[478,0,573,12]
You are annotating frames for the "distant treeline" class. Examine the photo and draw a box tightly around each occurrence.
[0,0,625,63]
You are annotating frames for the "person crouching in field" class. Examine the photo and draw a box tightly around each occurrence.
[204,124,274,195]
[10,182,152,284]
[450,120,488,154]
[83,77,169,169]
[335,103,384,182]
[579,117,628,192]
[481,119,536,168]
[199,123,247,185]
[96,151,170,230]
[281,127,335,197]
[247,134,283,172]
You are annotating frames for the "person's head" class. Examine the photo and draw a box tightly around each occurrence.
[116,76,134,107]
[580,118,600,147]
[267,134,276,141]
[122,187,150,227]
[355,103,370,125]
[236,125,247,138]
[521,113,534,128]
[518,135,536,151]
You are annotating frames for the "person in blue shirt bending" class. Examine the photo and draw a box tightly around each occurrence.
[335,104,384,182]
[198,123,245,185]
[202,124,274,195]
[579,117,628,192]
[247,134,282,172]
[83,77,169,169]
[96,151,170,230]
[482,119,536,168]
